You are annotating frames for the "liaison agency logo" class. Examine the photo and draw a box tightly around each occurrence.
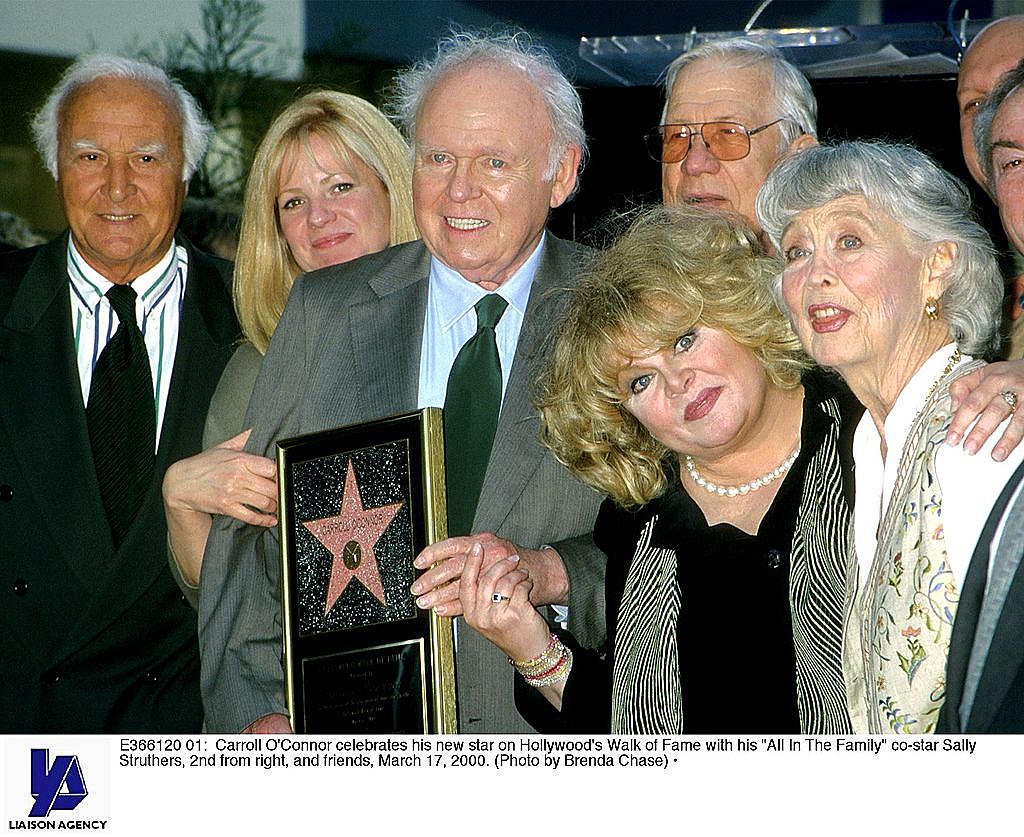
[4,740,110,830]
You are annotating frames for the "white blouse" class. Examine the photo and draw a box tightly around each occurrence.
[852,343,1024,592]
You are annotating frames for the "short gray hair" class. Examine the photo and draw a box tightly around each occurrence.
[973,57,1024,186]
[31,54,212,181]
[757,140,1003,357]
[389,30,587,186]
[662,37,817,151]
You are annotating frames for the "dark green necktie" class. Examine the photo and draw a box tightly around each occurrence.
[86,284,156,548]
[444,294,508,536]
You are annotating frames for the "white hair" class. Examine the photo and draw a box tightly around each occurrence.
[757,141,1003,357]
[662,37,817,151]
[389,30,587,192]
[31,53,211,181]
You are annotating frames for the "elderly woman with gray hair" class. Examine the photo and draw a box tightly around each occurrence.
[757,140,1024,733]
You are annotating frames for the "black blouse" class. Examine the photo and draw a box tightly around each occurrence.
[519,370,858,733]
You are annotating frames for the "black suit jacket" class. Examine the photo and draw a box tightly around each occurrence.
[0,233,238,732]
[939,457,1024,734]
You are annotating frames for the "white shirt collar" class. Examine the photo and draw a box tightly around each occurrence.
[429,231,545,332]
[67,238,179,316]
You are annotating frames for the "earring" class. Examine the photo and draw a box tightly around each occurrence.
[925,297,940,321]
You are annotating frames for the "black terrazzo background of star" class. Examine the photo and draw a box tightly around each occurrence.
[291,440,416,636]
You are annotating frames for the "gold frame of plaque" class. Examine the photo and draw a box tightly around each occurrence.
[277,408,457,733]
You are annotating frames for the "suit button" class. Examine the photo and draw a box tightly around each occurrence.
[44,672,61,684]
[143,672,159,683]
[0,484,12,501]
[767,549,781,569]
[13,578,28,596]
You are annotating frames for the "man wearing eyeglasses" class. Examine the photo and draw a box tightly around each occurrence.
[650,38,818,234]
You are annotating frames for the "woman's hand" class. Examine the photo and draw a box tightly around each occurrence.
[411,534,569,616]
[948,362,1024,460]
[162,428,278,587]
[459,542,551,663]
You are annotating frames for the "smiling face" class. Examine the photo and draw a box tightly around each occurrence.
[661,60,796,233]
[57,76,186,284]
[616,326,773,460]
[957,17,1024,189]
[276,132,391,272]
[779,194,951,405]
[412,62,579,289]
[991,87,1024,255]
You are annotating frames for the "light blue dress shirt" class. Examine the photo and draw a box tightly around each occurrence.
[417,233,545,408]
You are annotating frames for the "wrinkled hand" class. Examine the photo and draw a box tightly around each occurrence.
[948,362,1024,460]
[459,543,550,663]
[242,713,292,734]
[162,428,278,526]
[411,533,569,616]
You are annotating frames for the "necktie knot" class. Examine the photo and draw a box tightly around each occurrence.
[475,294,507,332]
[106,284,139,329]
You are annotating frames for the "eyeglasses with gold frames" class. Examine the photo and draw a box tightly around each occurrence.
[644,118,795,164]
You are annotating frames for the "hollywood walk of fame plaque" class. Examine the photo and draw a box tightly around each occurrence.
[277,408,456,733]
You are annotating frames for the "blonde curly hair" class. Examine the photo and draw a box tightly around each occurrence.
[537,204,809,507]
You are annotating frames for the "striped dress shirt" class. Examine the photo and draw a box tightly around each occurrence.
[68,239,188,448]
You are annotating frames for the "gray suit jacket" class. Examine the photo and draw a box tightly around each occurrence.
[199,236,603,733]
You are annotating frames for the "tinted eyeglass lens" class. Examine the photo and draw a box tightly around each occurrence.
[655,122,752,163]
[703,123,751,161]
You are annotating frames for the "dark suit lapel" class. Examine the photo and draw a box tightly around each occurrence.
[967,561,1024,731]
[350,242,430,420]
[0,235,112,586]
[965,462,1024,731]
[55,243,238,656]
[940,459,1024,731]
[475,236,576,533]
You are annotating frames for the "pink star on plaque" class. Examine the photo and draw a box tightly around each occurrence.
[302,460,404,615]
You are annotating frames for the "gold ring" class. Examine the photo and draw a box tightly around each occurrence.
[1003,390,1018,413]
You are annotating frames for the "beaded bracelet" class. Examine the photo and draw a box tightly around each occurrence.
[508,633,573,687]
[508,633,560,673]
[522,648,573,688]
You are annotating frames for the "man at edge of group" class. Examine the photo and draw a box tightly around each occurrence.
[0,55,238,732]
[941,56,1024,733]
[956,14,1024,357]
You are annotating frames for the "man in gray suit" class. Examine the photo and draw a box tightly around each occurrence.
[198,31,601,733]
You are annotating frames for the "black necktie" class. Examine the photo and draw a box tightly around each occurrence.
[444,294,508,536]
[86,284,156,547]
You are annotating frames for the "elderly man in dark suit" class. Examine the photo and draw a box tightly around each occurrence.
[0,55,238,732]
[198,31,602,734]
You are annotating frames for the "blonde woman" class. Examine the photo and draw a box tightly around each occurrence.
[163,90,417,600]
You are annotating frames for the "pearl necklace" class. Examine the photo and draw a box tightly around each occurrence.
[684,445,801,497]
